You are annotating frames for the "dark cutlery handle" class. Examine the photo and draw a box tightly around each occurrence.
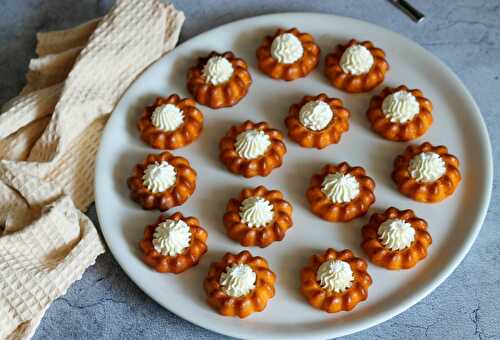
[395,0,425,22]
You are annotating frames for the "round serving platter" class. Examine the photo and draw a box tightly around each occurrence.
[95,12,492,339]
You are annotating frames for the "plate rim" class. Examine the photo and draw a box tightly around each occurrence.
[94,11,493,339]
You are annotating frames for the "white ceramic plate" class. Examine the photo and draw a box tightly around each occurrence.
[95,13,492,339]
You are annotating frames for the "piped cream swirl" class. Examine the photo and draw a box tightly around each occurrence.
[239,196,274,228]
[152,219,191,256]
[299,100,334,131]
[219,263,256,297]
[316,259,354,293]
[235,129,271,159]
[339,44,374,75]
[378,218,415,251]
[151,104,184,131]
[202,56,234,85]
[142,161,177,193]
[270,33,304,64]
[321,172,360,203]
[382,91,420,123]
[408,152,446,183]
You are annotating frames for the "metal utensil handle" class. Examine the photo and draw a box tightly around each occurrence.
[396,0,425,22]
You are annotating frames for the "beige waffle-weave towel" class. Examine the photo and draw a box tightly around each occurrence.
[0,1,185,339]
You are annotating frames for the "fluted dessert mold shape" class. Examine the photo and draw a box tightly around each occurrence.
[306,162,376,221]
[204,250,276,318]
[361,207,432,269]
[285,93,351,149]
[300,248,372,313]
[127,151,197,211]
[219,120,287,178]
[366,85,432,141]
[137,94,203,149]
[223,185,293,248]
[392,142,461,202]
[139,212,208,273]
[187,51,252,109]
[324,39,389,93]
[256,27,320,81]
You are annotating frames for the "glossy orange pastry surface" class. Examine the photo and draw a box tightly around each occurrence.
[204,250,276,318]
[300,248,372,313]
[392,142,461,202]
[285,93,350,149]
[256,27,320,81]
[137,94,203,149]
[139,212,208,273]
[361,207,432,270]
[187,51,252,109]
[324,39,389,93]
[127,151,197,211]
[366,85,432,141]
[219,120,287,178]
[306,162,376,222]
[223,185,293,248]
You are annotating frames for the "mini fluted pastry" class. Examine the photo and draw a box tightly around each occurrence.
[137,94,203,149]
[392,142,461,202]
[223,185,293,248]
[285,93,350,149]
[361,207,432,270]
[366,85,433,141]
[187,51,252,109]
[204,250,276,318]
[306,162,375,222]
[300,248,372,313]
[127,151,197,211]
[219,120,287,178]
[139,212,208,273]
[256,27,320,81]
[324,39,389,93]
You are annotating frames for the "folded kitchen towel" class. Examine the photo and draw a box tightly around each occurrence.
[0,1,185,338]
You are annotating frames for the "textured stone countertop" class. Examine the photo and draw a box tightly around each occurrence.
[1,0,499,339]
